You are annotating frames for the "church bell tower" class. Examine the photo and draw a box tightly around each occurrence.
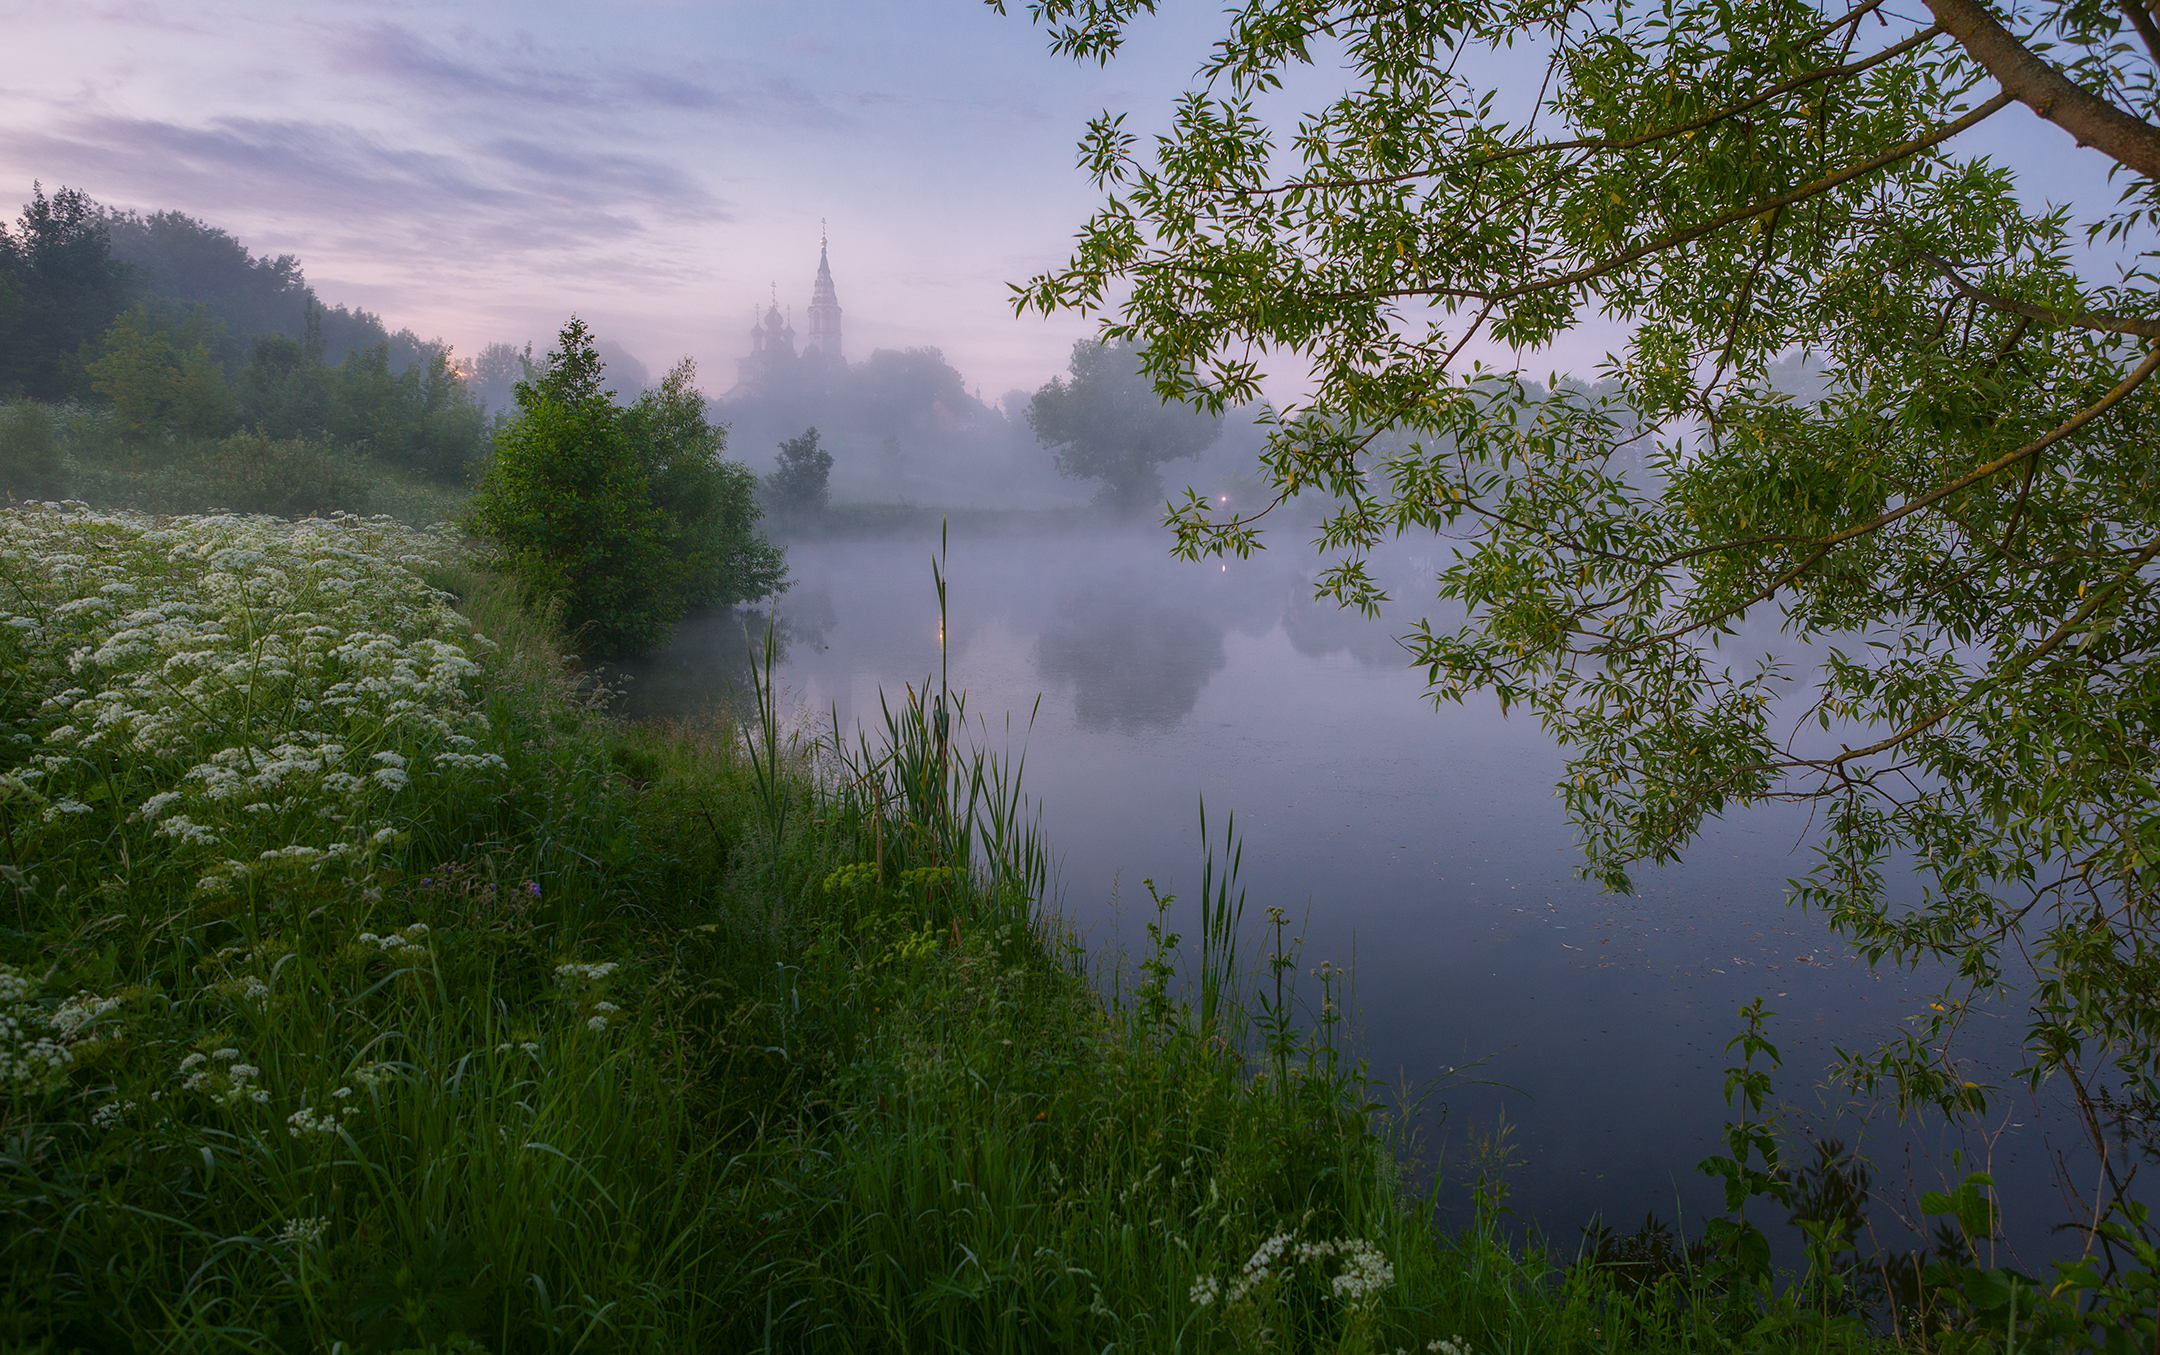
[805,222,843,362]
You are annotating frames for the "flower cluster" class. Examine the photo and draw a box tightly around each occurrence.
[1193,1231,1293,1307]
[356,924,431,962]
[286,1085,360,1139]
[0,965,122,1090]
[91,1096,138,1129]
[176,1047,269,1105]
[1292,1237,1395,1302]
[277,1216,330,1249]
[1189,1232,1395,1310]
[0,506,497,901]
[555,961,622,1033]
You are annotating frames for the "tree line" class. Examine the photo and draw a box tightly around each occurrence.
[0,186,487,482]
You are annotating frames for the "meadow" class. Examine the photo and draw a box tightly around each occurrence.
[1,401,466,527]
[0,500,2127,1352]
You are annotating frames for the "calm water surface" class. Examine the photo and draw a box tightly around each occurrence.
[616,524,2093,1259]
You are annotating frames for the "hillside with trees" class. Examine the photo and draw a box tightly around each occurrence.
[0,185,493,517]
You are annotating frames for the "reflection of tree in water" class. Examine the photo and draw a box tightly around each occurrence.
[1280,576,1411,667]
[598,583,837,722]
[1034,586,1227,733]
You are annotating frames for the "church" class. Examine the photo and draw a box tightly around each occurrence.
[733,236,843,396]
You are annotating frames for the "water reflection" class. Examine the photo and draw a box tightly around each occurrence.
[1281,575,1415,666]
[1034,583,1228,732]
[601,582,837,721]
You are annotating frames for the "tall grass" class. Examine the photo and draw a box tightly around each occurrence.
[0,399,465,525]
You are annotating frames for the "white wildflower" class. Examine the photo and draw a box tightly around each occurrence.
[286,1105,344,1138]
[277,1216,330,1249]
[554,961,619,985]
[91,1098,137,1129]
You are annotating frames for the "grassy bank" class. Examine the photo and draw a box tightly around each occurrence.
[0,502,2000,1352]
[2,400,467,526]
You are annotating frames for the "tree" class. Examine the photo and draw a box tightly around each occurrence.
[1003,0,2160,1138]
[85,309,235,437]
[0,185,132,400]
[767,426,834,514]
[623,358,788,609]
[469,319,784,657]
[1027,337,1221,512]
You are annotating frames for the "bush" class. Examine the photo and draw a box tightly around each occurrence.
[766,425,833,514]
[468,318,784,658]
[624,360,787,611]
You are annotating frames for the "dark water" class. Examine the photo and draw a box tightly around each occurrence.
[614,523,2103,1267]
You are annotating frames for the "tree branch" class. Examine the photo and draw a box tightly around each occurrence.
[1820,528,2160,769]
[2122,0,2160,69]
[1255,23,1945,197]
[1377,91,2014,306]
[1923,0,2160,179]
[1594,342,2160,657]
[1909,246,2160,337]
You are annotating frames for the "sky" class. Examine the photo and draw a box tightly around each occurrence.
[0,0,1246,403]
[1,1,2133,408]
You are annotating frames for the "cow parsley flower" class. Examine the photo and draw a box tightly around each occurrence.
[277,1216,330,1249]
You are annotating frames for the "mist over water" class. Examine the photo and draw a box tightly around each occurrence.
[611,520,2090,1265]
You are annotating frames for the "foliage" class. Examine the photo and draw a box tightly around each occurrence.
[85,307,238,438]
[469,318,784,658]
[625,360,788,609]
[244,334,488,481]
[765,424,834,514]
[1001,0,2160,1164]
[1028,336,1223,512]
[101,204,417,371]
[0,185,133,401]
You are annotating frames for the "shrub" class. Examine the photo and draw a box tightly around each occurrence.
[766,425,833,514]
[468,318,783,658]
[624,359,787,611]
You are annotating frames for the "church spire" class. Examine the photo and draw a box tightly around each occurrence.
[806,223,843,362]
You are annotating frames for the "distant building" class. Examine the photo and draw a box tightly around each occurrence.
[806,243,843,362]
[733,233,843,397]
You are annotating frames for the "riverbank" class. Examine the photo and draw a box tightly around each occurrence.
[0,503,1923,1351]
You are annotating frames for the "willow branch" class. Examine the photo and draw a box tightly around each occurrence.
[1912,247,2160,338]
[1821,530,2160,768]
[1257,23,1945,197]
[1923,0,2160,179]
[1594,342,2160,657]
[1386,91,2014,305]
